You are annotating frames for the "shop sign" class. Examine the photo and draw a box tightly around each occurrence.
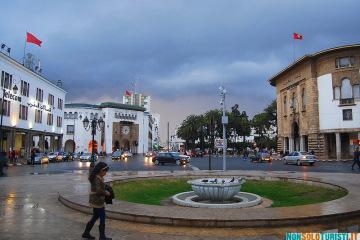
[351,139,360,146]
[3,90,21,102]
[27,102,53,112]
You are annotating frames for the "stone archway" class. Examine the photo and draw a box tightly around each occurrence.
[88,140,98,154]
[64,140,75,153]
[113,140,120,152]
[121,139,130,151]
[292,122,300,151]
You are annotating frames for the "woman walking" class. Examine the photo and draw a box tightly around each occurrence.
[82,162,112,240]
[352,147,360,170]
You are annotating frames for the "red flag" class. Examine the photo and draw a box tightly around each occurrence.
[125,90,132,96]
[293,32,303,40]
[26,32,42,47]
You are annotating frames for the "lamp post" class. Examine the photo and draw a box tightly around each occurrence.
[219,86,228,171]
[82,115,105,168]
[0,84,19,152]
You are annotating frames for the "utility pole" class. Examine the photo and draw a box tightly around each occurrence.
[167,121,170,152]
[219,86,228,171]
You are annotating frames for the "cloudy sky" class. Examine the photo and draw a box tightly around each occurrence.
[1,0,359,141]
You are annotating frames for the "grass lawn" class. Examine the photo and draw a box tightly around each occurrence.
[113,178,347,207]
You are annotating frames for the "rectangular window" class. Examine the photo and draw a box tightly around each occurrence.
[1,71,12,90]
[57,116,62,127]
[67,125,74,134]
[343,109,353,121]
[19,105,28,120]
[35,110,42,123]
[57,98,63,110]
[335,56,355,68]
[20,80,30,97]
[301,88,306,111]
[36,88,43,102]
[47,113,53,126]
[0,98,11,116]
[48,94,54,106]
[353,85,360,99]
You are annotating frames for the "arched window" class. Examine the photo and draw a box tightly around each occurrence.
[283,96,287,114]
[341,78,352,99]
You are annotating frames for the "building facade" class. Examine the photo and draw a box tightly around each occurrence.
[0,52,66,160]
[63,102,153,154]
[270,44,360,160]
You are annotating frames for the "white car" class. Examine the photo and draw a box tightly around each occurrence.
[79,153,98,162]
[283,151,316,166]
[121,151,133,159]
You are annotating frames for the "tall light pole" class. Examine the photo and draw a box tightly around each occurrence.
[82,115,105,169]
[219,86,228,171]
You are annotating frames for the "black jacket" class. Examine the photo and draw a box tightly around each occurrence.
[104,184,115,204]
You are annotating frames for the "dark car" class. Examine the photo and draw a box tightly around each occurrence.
[60,152,74,162]
[250,152,272,163]
[152,152,190,166]
[111,150,122,160]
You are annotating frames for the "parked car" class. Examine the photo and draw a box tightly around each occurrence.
[60,152,73,162]
[250,151,272,162]
[79,153,98,162]
[121,151,133,159]
[283,151,316,166]
[111,150,122,160]
[48,152,60,162]
[34,153,49,164]
[153,152,190,166]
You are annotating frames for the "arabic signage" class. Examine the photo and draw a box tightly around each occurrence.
[3,90,21,102]
[27,102,54,112]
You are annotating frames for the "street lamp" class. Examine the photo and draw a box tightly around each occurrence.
[219,86,228,171]
[0,84,19,152]
[82,115,105,168]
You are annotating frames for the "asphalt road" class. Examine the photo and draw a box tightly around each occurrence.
[3,155,359,177]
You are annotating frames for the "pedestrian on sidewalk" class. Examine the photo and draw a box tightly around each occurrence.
[351,147,360,170]
[82,161,112,240]
[30,149,35,165]
[0,151,9,176]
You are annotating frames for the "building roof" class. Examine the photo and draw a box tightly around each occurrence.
[65,102,146,112]
[268,44,360,86]
[0,52,67,93]
[100,102,146,111]
[65,103,100,109]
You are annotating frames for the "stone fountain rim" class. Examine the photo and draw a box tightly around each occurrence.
[187,178,245,187]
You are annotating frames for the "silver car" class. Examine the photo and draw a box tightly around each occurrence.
[283,151,316,166]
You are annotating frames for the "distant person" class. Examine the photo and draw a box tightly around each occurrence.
[352,147,360,170]
[82,162,112,240]
[31,149,36,165]
[0,151,8,176]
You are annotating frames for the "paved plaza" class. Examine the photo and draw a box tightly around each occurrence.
[1,156,359,239]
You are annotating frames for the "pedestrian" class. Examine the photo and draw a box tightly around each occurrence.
[82,162,112,240]
[352,147,360,170]
[0,151,9,176]
[31,149,36,165]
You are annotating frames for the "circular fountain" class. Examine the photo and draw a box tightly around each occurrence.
[172,177,262,208]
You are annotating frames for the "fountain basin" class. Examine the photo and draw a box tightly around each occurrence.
[187,178,245,201]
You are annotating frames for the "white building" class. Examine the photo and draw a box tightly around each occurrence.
[151,113,160,149]
[0,51,66,160]
[63,102,153,154]
[122,92,151,112]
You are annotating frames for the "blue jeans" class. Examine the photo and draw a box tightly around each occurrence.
[89,207,105,226]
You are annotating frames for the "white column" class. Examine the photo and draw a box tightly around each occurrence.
[289,137,294,152]
[335,132,341,160]
[300,136,304,151]
[358,132,360,140]
[283,138,287,151]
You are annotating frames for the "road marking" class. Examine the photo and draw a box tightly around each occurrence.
[189,164,200,171]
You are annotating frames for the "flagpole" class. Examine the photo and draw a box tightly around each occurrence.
[293,38,296,63]
[23,31,27,65]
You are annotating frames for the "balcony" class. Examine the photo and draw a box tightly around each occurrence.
[339,98,355,106]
